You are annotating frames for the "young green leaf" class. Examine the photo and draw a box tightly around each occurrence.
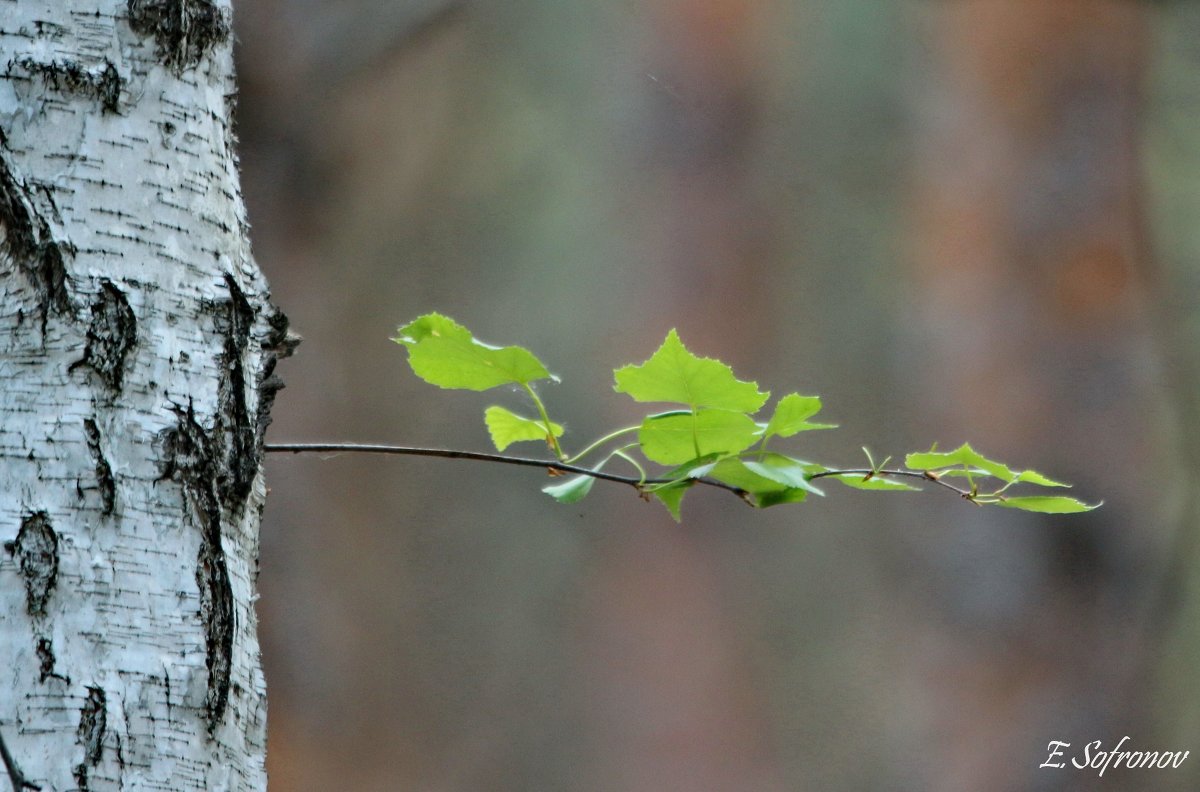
[654,481,693,522]
[643,454,724,490]
[638,409,760,465]
[904,443,1067,487]
[708,459,810,508]
[542,475,595,504]
[760,394,837,442]
[613,329,768,412]
[993,496,1099,513]
[394,313,555,391]
[741,453,825,496]
[484,406,564,452]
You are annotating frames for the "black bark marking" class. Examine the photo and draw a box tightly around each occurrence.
[15,513,58,618]
[158,403,232,733]
[82,419,116,515]
[36,636,69,684]
[0,142,73,334]
[6,57,125,114]
[72,686,106,792]
[214,275,257,509]
[126,0,231,73]
[70,280,137,393]
[256,307,299,454]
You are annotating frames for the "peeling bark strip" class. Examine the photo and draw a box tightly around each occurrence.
[83,419,116,515]
[73,686,107,792]
[70,280,137,393]
[126,0,231,72]
[158,403,233,732]
[6,57,125,114]
[0,143,73,331]
[15,513,58,618]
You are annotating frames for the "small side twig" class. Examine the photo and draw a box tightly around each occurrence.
[0,726,39,792]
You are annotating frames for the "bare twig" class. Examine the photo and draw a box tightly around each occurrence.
[0,726,38,792]
[264,443,752,501]
[807,467,974,498]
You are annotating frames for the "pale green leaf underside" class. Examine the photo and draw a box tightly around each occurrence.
[394,313,554,391]
[638,410,760,465]
[613,329,768,412]
[709,459,809,507]
[741,453,825,496]
[484,406,564,452]
[542,475,595,504]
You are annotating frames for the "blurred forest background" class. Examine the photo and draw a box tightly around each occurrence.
[233,1,1200,789]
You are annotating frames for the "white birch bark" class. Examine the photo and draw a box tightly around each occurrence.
[0,2,290,789]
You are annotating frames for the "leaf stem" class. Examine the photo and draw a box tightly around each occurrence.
[520,382,565,461]
[609,445,647,485]
[565,425,641,464]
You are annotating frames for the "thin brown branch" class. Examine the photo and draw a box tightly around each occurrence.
[263,443,752,500]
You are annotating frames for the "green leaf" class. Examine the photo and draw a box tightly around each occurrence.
[708,459,809,508]
[760,394,837,441]
[638,410,760,465]
[994,496,1100,513]
[542,475,595,504]
[1013,470,1070,488]
[903,443,1067,487]
[644,454,724,491]
[654,482,692,522]
[613,329,768,412]
[828,474,921,492]
[394,313,555,391]
[484,406,563,452]
[741,453,825,496]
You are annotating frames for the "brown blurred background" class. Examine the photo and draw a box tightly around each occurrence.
[234,1,1200,789]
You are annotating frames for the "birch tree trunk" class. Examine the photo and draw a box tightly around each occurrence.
[0,2,289,789]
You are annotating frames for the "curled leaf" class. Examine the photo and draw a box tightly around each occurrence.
[542,475,595,504]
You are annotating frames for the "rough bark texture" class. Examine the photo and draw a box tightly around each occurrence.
[0,2,287,789]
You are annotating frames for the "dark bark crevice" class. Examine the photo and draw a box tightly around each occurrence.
[158,402,233,734]
[0,139,74,334]
[72,686,107,792]
[255,307,298,459]
[126,0,231,73]
[214,275,257,510]
[15,512,58,619]
[35,637,69,685]
[5,57,125,115]
[82,419,117,516]
[69,279,137,394]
